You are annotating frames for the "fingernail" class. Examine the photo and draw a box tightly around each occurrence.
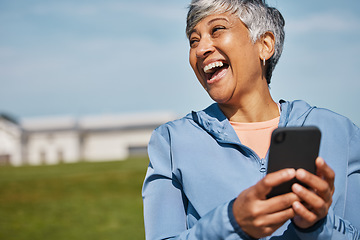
[297,169,306,179]
[293,183,302,193]
[317,157,324,166]
[287,168,295,177]
[293,201,301,209]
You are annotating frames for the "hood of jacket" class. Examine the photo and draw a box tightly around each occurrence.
[189,100,317,144]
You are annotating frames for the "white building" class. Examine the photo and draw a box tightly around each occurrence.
[0,112,176,166]
[0,114,22,166]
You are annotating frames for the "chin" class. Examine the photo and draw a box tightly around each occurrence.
[206,84,234,103]
[208,93,231,104]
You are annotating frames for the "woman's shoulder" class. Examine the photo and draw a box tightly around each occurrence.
[283,99,357,128]
[289,100,359,140]
[309,105,357,129]
[154,103,221,132]
[152,111,199,135]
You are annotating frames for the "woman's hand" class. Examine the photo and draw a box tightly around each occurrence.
[291,157,335,229]
[232,168,300,238]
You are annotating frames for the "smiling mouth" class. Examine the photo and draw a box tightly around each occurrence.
[203,61,229,83]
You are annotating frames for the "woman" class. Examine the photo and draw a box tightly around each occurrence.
[142,0,360,239]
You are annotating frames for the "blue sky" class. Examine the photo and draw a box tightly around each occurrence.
[1,0,360,125]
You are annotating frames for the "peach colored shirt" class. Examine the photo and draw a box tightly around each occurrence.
[230,116,280,159]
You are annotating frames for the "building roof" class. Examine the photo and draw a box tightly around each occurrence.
[78,112,176,130]
[0,113,19,125]
[20,112,177,133]
[21,116,77,132]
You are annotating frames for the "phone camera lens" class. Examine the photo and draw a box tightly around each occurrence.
[274,132,286,143]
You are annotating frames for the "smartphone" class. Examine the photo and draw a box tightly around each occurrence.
[266,126,321,198]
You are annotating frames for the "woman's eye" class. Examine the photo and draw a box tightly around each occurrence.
[212,26,225,34]
[189,38,199,48]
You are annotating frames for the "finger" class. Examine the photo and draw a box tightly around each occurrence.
[316,157,335,194]
[266,208,296,227]
[292,201,318,224]
[295,169,332,202]
[256,168,296,198]
[292,183,328,216]
[263,192,301,214]
[252,208,296,237]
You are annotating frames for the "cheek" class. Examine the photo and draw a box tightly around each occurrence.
[189,61,196,73]
[189,50,197,71]
[189,53,206,88]
[189,52,202,80]
[220,34,233,47]
[228,41,258,70]
[216,36,246,69]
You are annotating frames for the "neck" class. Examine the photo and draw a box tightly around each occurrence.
[218,87,279,123]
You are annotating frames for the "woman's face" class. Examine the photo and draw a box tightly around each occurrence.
[189,12,264,105]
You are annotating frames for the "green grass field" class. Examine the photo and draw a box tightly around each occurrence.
[0,157,149,240]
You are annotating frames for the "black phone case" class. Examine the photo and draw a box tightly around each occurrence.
[266,126,321,198]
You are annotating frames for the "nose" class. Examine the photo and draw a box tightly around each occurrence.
[196,37,215,58]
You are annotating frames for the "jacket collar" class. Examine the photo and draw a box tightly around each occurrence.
[191,100,316,143]
[279,100,316,127]
[191,103,240,144]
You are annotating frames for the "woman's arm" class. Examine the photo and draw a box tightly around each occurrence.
[142,126,245,240]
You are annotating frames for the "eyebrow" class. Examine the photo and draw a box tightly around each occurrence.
[189,28,198,38]
[207,17,230,26]
[189,17,230,37]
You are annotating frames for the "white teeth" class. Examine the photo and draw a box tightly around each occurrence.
[204,61,224,73]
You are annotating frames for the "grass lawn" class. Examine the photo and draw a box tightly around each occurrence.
[0,157,149,240]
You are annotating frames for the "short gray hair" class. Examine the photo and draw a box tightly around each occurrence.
[186,0,285,84]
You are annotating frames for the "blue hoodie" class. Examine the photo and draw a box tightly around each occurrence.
[142,100,360,240]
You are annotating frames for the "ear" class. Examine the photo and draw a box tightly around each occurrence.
[259,31,275,61]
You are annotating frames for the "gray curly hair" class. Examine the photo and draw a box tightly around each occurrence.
[186,0,285,84]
